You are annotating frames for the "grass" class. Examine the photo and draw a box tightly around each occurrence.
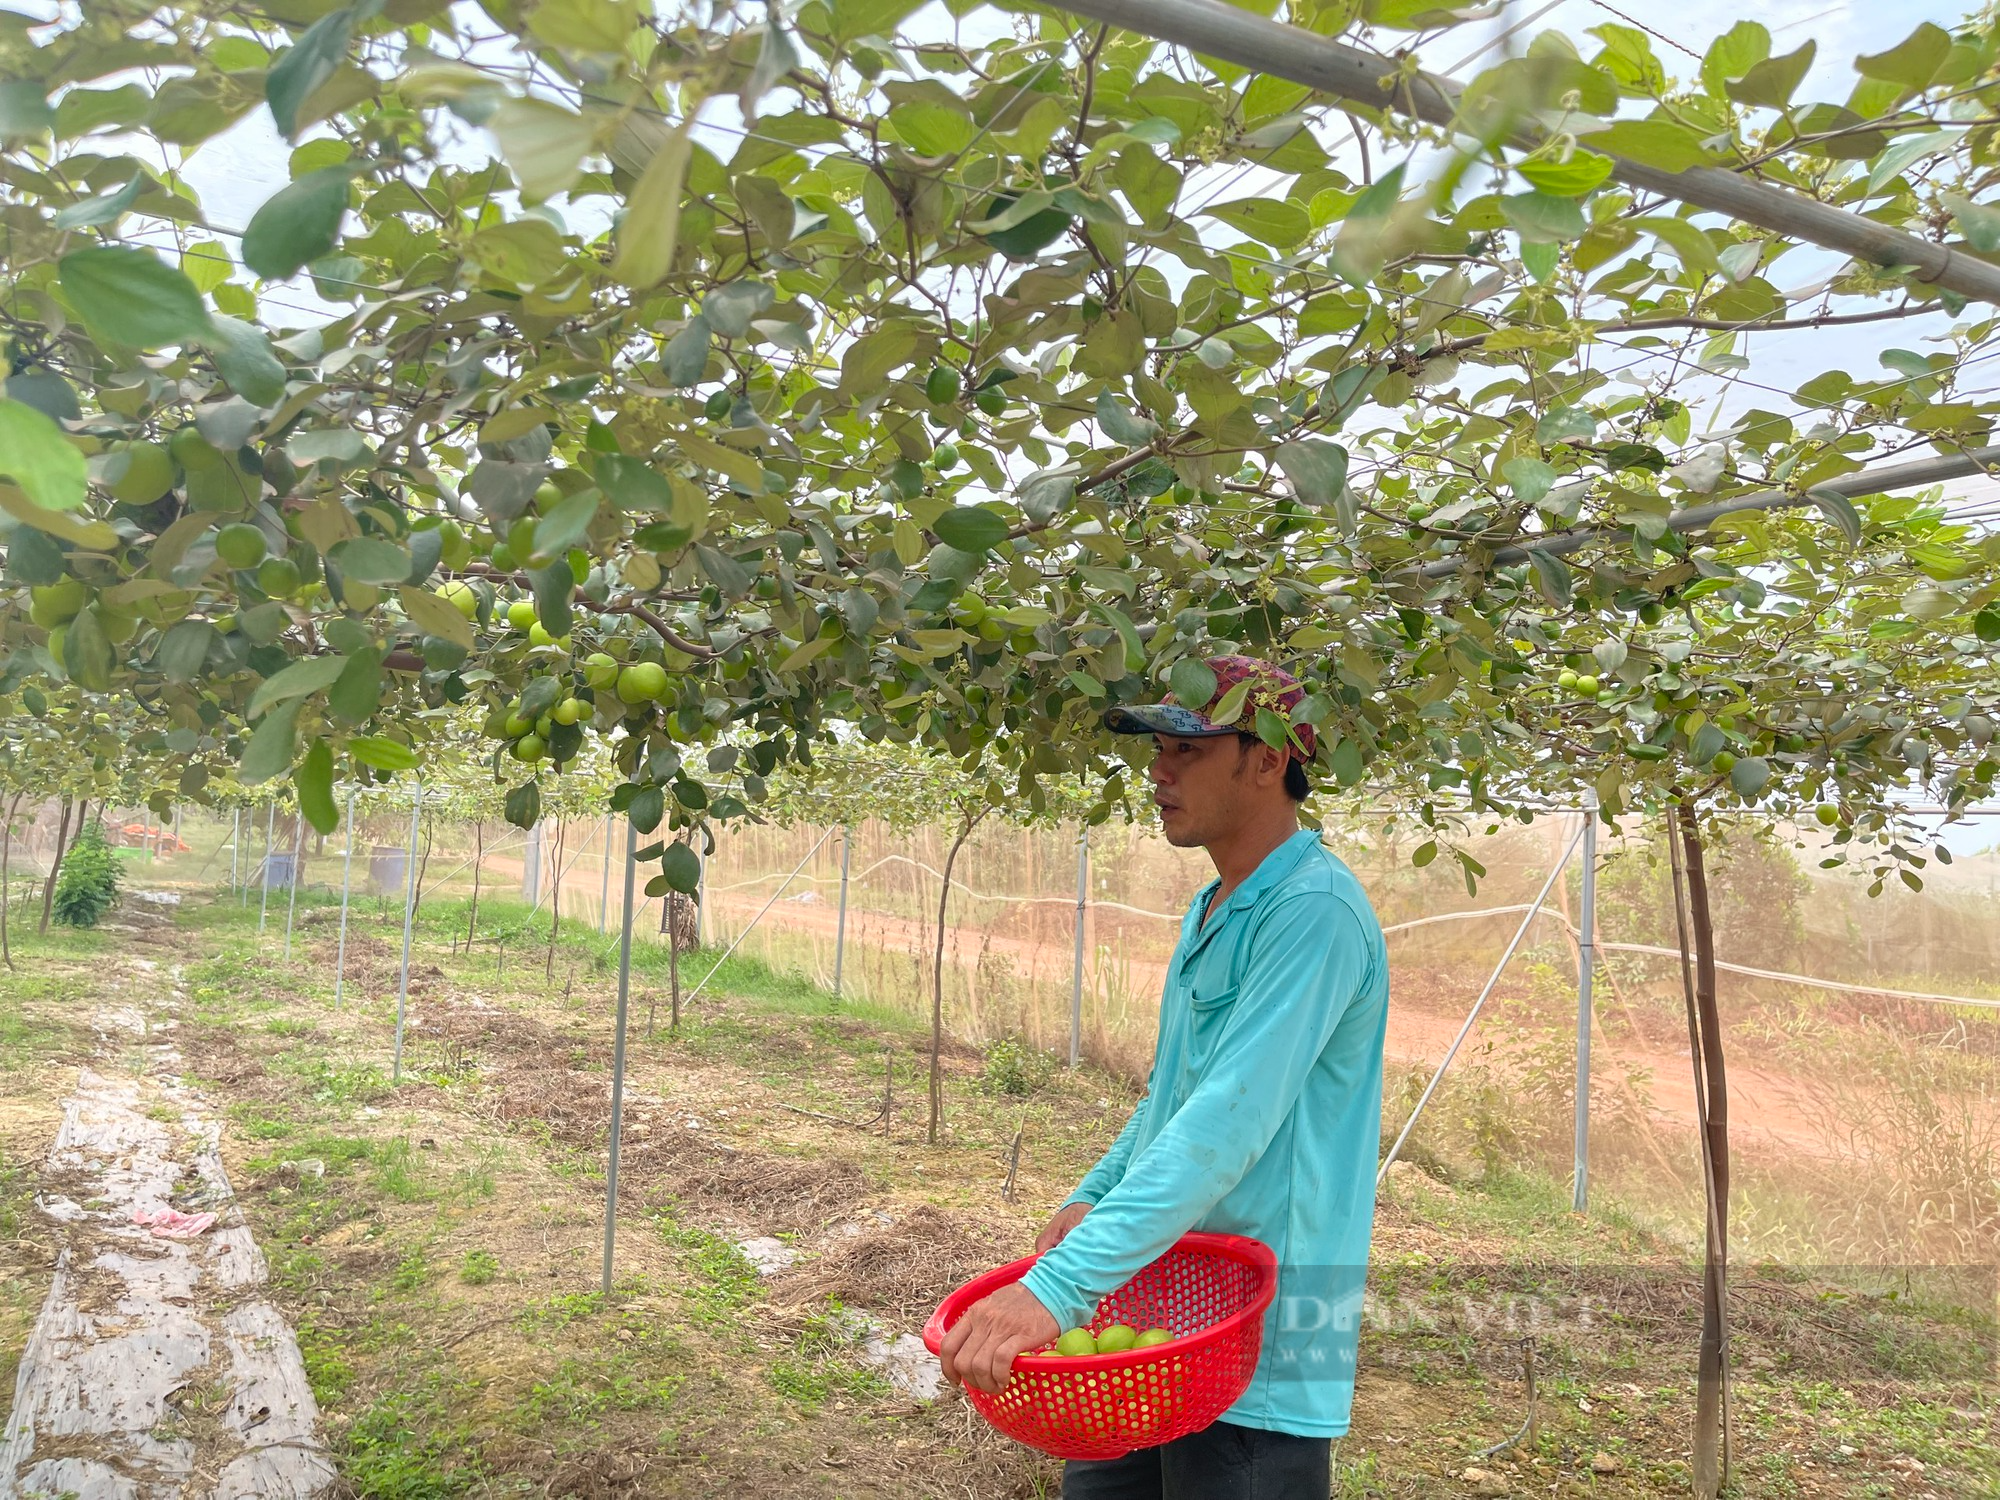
[4,877,1991,1499]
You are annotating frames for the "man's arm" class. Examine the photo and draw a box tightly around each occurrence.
[1018,894,1367,1330]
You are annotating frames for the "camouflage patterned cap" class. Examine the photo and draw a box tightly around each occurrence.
[1102,655,1315,762]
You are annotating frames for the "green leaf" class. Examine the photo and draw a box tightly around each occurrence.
[1691,723,1727,764]
[1581,120,1715,173]
[703,280,775,338]
[152,620,216,682]
[59,247,212,348]
[695,544,753,597]
[629,784,665,834]
[204,316,288,406]
[503,780,541,830]
[52,176,142,230]
[248,653,348,718]
[1503,455,1557,507]
[0,79,52,143]
[349,734,420,771]
[1274,439,1350,509]
[1168,657,1218,709]
[974,193,1072,259]
[887,100,976,156]
[266,5,354,140]
[529,559,575,637]
[328,646,384,725]
[1634,216,1720,275]
[1943,194,2000,253]
[1856,23,1950,89]
[1726,41,1814,109]
[661,840,701,893]
[661,316,712,386]
[1729,755,1771,798]
[4,527,61,585]
[1700,21,1770,94]
[398,585,476,650]
[4,370,78,423]
[1201,198,1311,249]
[1412,840,1438,868]
[0,399,86,511]
[296,741,338,834]
[828,0,925,42]
[1502,191,1587,244]
[1516,152,1614,196]
[329,536,411,585]
[1208,677,1253,727]
[490,97,595,203]
[1093,389,1158,447]
[466,218,567,286]
[531,489,601,559]
[742,19,800,119]
[1528,550,1574,606]
[241,168,350,280]
[934,505,1010,553]
[1807,485,1863,546]
[241,699,304,784]
[63,607,113,692]
[610,123,691,289]
[595,453,676,511]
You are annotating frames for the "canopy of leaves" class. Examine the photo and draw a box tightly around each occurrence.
[1,0,1996,891]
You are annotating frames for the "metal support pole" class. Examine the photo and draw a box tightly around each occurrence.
[833,826,851,998]
[231,808,241,898]
[391,787,421,1084]
[257,803,275,934]
[694,840,707,947]
[1070,828,1088,1069]
[1573,799,1599,1213]
[602,818,638,1295]
[598,813,612,934]
[1378,823,1585,1187]
[333,787,356,1009]
[282,811,301,961]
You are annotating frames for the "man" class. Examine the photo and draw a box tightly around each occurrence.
[939,656,1390,1499]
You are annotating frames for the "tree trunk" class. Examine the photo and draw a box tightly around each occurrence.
[411,813,434,923]
[1669,800,1732,1499]
[546,818,565,982]
[467,821,484,947]
[39,797,73,935]
[930,806,986,1145]
[2,791,22,969]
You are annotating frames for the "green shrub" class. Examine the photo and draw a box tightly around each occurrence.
[52,822,120,928]
[981,1035,1055,1096]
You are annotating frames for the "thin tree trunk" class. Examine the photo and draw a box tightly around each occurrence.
[930,806,986,1145]
[2,791,22,968]
[39,797,73,935]
[411,813,434,923]
[1669,800,1732,1499]
[467,820,484,947]
[669,906,681,1032]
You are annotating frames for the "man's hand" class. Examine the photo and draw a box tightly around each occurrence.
[938,1282,1059,1395]
[1034,1201,1090,1254]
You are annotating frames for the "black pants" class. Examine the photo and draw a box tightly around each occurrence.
[1062,1420,1331,1499]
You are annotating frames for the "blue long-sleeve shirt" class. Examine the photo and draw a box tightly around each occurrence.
[1018,828,1389,1438]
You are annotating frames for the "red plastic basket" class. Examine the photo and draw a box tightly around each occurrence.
[922,1231,1278,1460]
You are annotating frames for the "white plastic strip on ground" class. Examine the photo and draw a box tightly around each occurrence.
[0,975,335,1499]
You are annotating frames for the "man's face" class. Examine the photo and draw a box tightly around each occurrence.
[1147,733,1286,848]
